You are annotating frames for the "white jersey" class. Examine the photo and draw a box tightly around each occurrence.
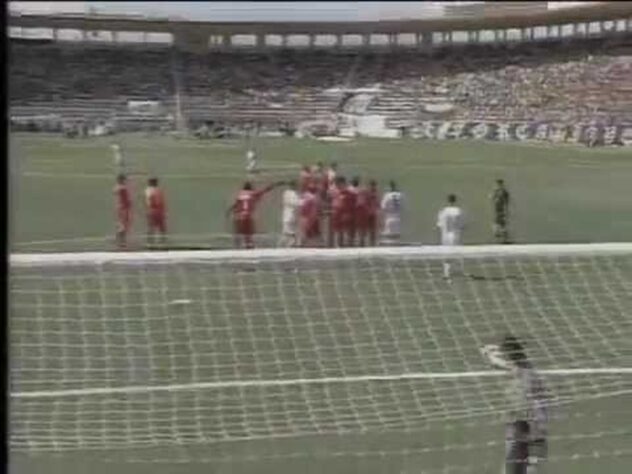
[437,206,464,246]
[381,191,403,239]
[246,150,257,172]
[282,189,300,225]
[381,191,403,219]
[112,144,125,171]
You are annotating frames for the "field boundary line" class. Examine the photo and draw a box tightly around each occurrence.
[21,171,279,180]
[12,368,632,399]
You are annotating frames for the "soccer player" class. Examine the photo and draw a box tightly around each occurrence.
[329,176,355,247]
[279,180,301,247]
[491,179,511,244]
[299,184,322,247]
[299,165,313,193]
[113,174,132,250]
[144,177,167,247]
[380,181,403,245]
[480,335,548,474]
[326,162,338,190]
[357,179,380,247]
[313,162,327,195]
[226,180,282,249]
[436,194,465,280]
[111,143,125,174]
[245,148,258,174]
[346,177,362,246]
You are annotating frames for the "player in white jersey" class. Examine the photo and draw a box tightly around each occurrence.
[111,143,125,174]
[278,180,301,247]
[246,148,258,173]
[481,335,549,474]
[380,181,403,245]
[436,194,465,279]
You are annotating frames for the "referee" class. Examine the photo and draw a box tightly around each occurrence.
[481,335,549,474]
[491,179,511,244]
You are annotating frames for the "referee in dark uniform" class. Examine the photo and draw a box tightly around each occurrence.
[491,179,511,244]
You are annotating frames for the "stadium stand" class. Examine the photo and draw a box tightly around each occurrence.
[9,31,632,137]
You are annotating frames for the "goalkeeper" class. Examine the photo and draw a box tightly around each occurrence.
[481,335,549,474]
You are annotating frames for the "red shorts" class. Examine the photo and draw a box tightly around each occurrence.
[357,213,377,232]
[301,219,321,240]
[117,208,131,232]
[234,217,255,236]
[330,212,352,233]
[147,212,166,233]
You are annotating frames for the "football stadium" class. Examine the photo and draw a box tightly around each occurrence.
[8,2,632,474]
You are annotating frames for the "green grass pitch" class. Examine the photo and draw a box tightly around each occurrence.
[9,133,632,474]
[9,132,632,250]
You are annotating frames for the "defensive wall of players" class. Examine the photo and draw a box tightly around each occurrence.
[9,2,632,52]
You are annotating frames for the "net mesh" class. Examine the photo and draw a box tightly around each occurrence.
[9,245,632,472]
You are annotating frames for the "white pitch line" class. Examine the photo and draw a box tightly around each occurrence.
[21,171,255,180]
[168,299,193,305]
[11,368,632,399]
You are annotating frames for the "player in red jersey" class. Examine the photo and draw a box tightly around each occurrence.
[226,180,282,249]
[299,184,323,247]
[144,177,167,247]
[328,176,346,247]
[328,176,356,247]
[356,179,380,247]
[312,162,326,194]
[299,165,313,193]
[346,177,361,246]
[114,174,132,249]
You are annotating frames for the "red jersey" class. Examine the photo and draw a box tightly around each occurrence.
[329,186,355,215]
[357,188,380,216]
[145,187,166,215]
[300,192,320,223]
[233,189,264,220]
[347,185,359,206]
[114,184,131,210]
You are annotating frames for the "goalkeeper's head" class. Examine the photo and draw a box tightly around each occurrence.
[501,335,530,367]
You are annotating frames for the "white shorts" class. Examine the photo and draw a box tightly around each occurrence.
[441,232,461,246]
[282,219,298,236]
[382,216,401,237]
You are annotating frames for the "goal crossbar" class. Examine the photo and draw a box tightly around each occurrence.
[10,242,632,267]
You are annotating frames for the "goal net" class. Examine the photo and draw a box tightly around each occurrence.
[9,244,632,473]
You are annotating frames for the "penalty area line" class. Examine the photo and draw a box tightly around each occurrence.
[10,368,632,399]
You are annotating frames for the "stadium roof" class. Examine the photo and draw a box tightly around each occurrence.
[9,2,632,34]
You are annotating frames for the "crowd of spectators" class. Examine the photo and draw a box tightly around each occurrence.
[9,35,632,133]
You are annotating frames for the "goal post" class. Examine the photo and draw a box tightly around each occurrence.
[9,244,632,470]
